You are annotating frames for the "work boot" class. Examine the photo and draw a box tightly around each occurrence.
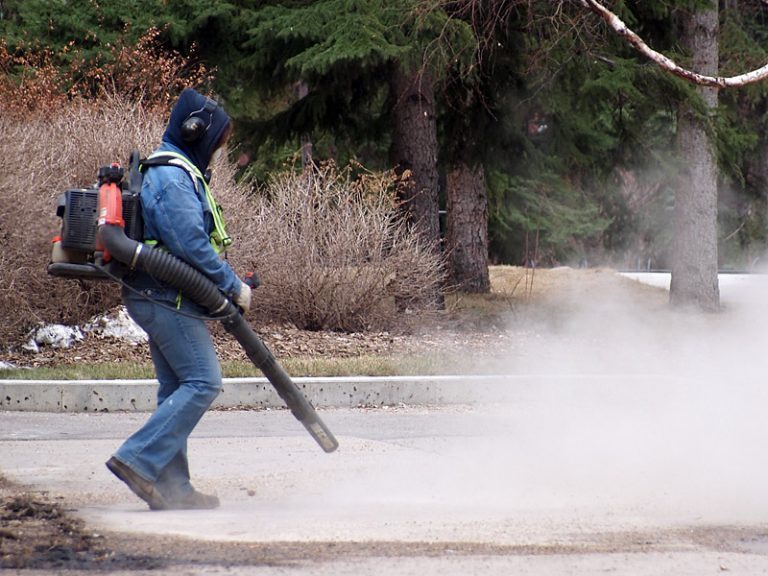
[166,488,220,510]
[106,457,169,511]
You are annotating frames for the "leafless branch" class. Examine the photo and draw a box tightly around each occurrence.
[579,0,768,88]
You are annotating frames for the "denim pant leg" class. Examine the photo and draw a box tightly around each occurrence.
[146,338,192,495]
[114,288,222,485]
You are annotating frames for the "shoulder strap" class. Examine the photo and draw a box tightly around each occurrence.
[140,151,232,254]
[140,152,203,194]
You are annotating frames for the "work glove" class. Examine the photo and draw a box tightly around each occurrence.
[234,280,252,313]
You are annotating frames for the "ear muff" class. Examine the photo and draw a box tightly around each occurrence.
[180,98,219,143]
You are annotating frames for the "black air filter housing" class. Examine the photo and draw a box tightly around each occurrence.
[55,187,143,255]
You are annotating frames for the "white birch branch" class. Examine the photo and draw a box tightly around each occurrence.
[579,0,768,88]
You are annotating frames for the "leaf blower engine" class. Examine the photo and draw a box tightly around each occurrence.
[47,151,339,454]
[49,152,144,280]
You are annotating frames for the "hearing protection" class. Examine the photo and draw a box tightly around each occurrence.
[181,97,219,143]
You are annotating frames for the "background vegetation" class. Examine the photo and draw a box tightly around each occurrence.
[2,0,768,343]
[0,17,444,345]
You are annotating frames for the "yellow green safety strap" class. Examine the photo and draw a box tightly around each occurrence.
[146,151,233,254]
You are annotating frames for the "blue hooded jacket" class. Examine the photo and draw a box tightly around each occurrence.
[129,89,240,300]
[162,88,231,174]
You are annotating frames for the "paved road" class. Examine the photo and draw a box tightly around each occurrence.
[3,396,768,574]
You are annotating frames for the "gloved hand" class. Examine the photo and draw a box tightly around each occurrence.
[234,280,252,312]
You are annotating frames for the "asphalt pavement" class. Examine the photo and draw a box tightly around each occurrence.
[3,386,768,574]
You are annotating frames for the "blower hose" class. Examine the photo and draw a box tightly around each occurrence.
[97,224,339,453]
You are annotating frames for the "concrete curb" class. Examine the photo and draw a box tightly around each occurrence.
[0,374,671,412]
[0,375,517,412]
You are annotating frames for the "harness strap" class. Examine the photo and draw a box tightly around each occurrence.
[142,152,233,254]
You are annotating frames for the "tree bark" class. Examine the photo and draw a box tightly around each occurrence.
[296,81,313,168]
[446,162,490,292]
[389,64,441,249]
[670,7,720,311]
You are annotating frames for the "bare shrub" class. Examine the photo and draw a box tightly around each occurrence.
[0,29,211,119]
[0,100,443,343]
[0,97,167,345]
[0,41,69,118]
[70,28,214,109]
[223,163,446,332]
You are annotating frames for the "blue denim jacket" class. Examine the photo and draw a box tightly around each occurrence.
[133,141,240,299]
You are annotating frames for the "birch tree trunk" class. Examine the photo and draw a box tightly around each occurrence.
[670,7,720,311]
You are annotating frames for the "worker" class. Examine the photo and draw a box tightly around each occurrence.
[105,88,251,510]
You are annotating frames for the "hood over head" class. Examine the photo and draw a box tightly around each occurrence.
[162,88,231,174]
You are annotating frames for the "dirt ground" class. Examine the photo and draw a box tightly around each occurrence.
[0,474,150,571]
[0,267,669,370]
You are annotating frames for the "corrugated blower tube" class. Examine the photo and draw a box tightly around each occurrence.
[96,171,338,453]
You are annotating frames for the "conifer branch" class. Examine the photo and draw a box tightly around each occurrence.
[578,0,768,88]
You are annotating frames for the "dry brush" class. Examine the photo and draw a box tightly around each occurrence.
[0,102,445,346]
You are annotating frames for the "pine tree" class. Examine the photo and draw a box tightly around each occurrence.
[576,0,768,307]
[440,1,675,269]
[1,0,152,56]
[231,0,475,257]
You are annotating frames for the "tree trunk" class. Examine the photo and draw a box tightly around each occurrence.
[670,7,720,311]
[296,81,313,168]
[389,65,441,249]
[446,162,490,292]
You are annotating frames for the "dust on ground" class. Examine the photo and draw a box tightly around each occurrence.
[4,469,768,573]
[4,267,725,573]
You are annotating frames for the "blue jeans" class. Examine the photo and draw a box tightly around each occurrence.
[113,285,222,497]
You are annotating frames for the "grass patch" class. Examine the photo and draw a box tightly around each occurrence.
[0,363,156,381]
[230,354,484,377]
[0,353,485,381]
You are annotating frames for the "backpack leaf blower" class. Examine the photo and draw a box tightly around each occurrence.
[48,152,339,453]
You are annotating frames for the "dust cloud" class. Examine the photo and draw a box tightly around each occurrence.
[323,273,768,525]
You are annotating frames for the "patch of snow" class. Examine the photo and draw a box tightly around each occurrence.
[0,360,16,369]
[24,324,84,353]
[84,306,147,345]
[19,307,147,354]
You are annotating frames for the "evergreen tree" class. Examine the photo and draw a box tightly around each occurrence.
[1,0,151,54]
[440,1,683,269]
[233,0,474,257]
[577,0,768,308]
[717,4,768,268]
